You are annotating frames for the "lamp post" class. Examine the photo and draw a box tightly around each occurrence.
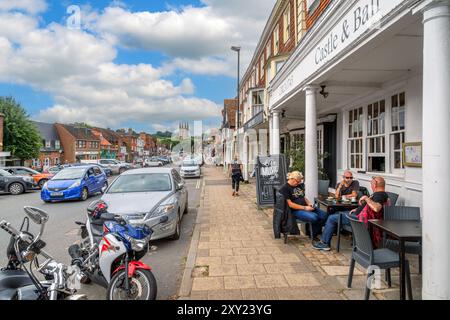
[231,46,241,158]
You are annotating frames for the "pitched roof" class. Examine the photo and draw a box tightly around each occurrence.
[61,124,99,141]
[31,121,59,141]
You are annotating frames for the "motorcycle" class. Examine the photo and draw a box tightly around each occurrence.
[0,207,86,300]
[69,200,167,300]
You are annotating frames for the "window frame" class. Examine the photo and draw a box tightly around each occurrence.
[345,91,407,175]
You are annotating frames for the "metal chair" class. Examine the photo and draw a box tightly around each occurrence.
[383,206,422,274]
[385,192,400,206]
[347,217,413,300]
[336,190,399,252]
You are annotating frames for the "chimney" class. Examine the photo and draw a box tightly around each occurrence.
[0,113,4,152]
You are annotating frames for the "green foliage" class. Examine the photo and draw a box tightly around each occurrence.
[289,139,330,180]
[0,97,41,160]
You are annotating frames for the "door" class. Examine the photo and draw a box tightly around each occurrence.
[93,166,105,192]
[85,168,96,193]
[172,170,186,214]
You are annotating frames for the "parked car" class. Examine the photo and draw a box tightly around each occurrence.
[144,158,164,167]
[180,160,201,178]
[81,159,131,175]
[0,169,35,195]
[1,166,54,189]
[41,165,108,202]
[99,168,188,241]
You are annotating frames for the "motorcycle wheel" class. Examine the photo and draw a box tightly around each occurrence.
[107,269,157,300]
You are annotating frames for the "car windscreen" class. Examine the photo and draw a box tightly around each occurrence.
[0,169,12,176]
[183,161,197,167]
[107,173,172,193]
[52,168,86,180]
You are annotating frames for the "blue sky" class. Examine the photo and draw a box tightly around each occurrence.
[0,0,274,133]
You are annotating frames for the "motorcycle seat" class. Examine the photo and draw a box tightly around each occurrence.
[0,270,35,300]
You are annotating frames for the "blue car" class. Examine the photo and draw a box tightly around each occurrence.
[41,165,108,202]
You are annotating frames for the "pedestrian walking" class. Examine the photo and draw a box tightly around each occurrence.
[229,155,243,197]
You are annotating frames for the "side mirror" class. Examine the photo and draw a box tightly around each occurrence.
[177,183,184,191]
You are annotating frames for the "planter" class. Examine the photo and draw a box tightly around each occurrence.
[318,179,330,196]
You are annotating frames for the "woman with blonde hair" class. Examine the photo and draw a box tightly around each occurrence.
[279,171,327,239]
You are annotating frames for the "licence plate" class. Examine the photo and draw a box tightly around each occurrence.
[51,192,64,197]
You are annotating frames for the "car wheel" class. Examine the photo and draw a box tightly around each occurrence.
[9,183,24,195]
[38,179,48,189]
[80,187,89,201]
[170,213,181,240]
[119,168,125,174]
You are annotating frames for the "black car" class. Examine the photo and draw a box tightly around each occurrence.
[0,169,35,195]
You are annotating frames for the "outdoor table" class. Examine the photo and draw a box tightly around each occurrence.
[369,220,422,300]
[315,195,359,214]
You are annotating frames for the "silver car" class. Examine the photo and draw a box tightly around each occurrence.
[100,168,188,241]
[180,160,201,178]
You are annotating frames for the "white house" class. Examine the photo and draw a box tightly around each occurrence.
[268,0,450,299]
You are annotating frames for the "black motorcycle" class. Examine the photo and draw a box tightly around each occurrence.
[0,207,86,300]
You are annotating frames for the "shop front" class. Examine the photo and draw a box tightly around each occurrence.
[268,0,450,299]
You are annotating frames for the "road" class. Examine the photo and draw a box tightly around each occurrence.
[0,168,203,300]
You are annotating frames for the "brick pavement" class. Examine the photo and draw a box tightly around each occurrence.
[179,166,422,300]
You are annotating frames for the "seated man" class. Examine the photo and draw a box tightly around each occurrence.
[335,170,360,200]
[313,176,389,251]
[279,171,327,240]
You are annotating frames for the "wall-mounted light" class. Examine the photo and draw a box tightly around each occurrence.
[319,85,329,99]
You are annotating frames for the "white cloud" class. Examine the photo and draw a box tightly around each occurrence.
[90,0,276,76]
[0,0,47,15]
[0,0,276,129]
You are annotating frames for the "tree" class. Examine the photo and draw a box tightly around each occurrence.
[0,97,41,161]
[289,139,329,179]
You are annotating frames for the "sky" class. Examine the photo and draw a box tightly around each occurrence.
[0,0,276,134]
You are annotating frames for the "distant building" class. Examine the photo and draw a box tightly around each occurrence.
[29,121,64,170]
[55,124,101,163]
[179,122,190,140]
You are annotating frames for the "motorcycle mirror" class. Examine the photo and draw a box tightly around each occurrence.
[23,207,49,225]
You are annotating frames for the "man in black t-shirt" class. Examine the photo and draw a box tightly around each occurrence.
[313,176,389,251]
[335,170,360,199]
[279,171,327,239]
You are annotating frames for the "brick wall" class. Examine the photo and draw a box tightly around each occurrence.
[55,124,76,163]
[0,113,4,152]
[306,0,331,29]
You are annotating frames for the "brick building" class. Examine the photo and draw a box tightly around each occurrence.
[221,98,238,166]
[55,124,101,163]
[118,129,139,163]
[139,132,158,157]
[237,0,323,179]
[93,127,127,161]
[29,122,64,170]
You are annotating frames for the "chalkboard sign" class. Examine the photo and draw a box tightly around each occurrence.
[255,154,288,207]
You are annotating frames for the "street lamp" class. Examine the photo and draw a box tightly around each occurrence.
[231,46,241,157]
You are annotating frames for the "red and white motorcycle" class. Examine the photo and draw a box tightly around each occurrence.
[69,200,167,300]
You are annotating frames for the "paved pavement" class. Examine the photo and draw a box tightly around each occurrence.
[178,166,423,300]
[0,168,203,300]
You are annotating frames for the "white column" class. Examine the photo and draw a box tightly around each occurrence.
[272,111,281,155]
[422,0,450,300]
[243,135,249,181]
[304,85,320,201]
[269,115,274,155]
